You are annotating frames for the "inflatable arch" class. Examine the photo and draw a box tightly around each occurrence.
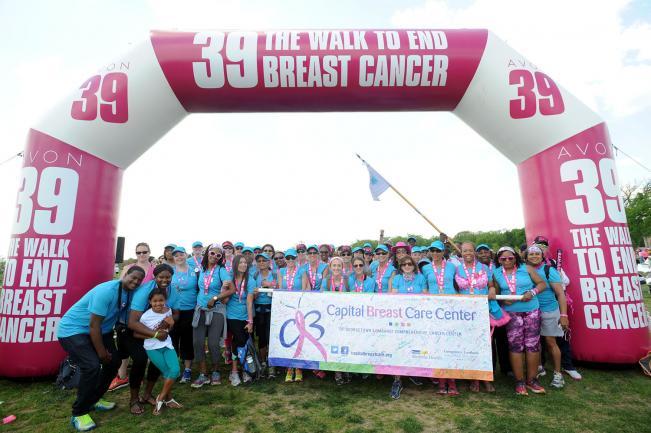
[1,29,648,377]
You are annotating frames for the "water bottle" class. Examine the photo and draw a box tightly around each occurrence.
[246,354,256,373]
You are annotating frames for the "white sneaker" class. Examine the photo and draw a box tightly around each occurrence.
[563,368,582,380]
[229,371,241,387]
[550,371,565,388]
[242,371,252,383]
[536,365,546,378]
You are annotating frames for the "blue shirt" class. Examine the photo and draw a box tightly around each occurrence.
[226,277,250,320]
[320,275,349,292]
[302,262,327,291]
[196,266,231,308]
[493,264,540,312]
[391,273,427,294]
[454,261,492,295]
[131,280,180,312]
[278,266,304,290]
[57,280,132,338]
[369,261,396,293]
[250,270,275,304]
[535,265,561,312]
[187,256,202,271]
[171,266,198,310]
[347,274,377,293]
[421,260,456,294]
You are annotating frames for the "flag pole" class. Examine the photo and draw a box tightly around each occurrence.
[356,154,461,254]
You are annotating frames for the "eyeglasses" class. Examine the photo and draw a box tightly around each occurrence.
[136,251,149,255]
[209,251,222,258]
[499,256,515,262]
[297,250,306,254]
[401,263,415,268]
[274,256,285,261]
[307,251,319,255]
[340,252,351,257]
[285,256,296,261]
[353,264,364,268]
[375,252,387,256]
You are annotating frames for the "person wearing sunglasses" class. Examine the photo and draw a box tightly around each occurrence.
[390,242,412,274]
[169,247,199,384]
[352,246,364,261]
[190,245,234,388]
[369,245,395,294]
[251,252,277,378]
[302,245,328,291]
[388,256,427,399]
[295,243,308,267]
[261,244,277,271]
[234,242,244,256]
[525,245,568,389]
[110,242,155,392]
[422,241,455,294]
[127,264,179,415]
[493,246,547,396]
[222,241,235,274]
[273,251,287,269]
[450,242,499,395]
[348,256,377,293]
[338,245,354,277]
[226,255,255,386]
[188,241,204,272]
[320,257,350,385]
[277,248,305,383]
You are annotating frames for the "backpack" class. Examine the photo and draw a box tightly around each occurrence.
[237,336,264,380]
[55,356,80,390]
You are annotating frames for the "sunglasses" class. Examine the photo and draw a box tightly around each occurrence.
[235,246,243,250]
[499,256,515,262]
[297,250,306,254]
[286,256,296,261]
[401,263,415,267]
[375,252,387,256]
[209,251,222,258]
[136,251,149,255]
[224,246,233,251]
[307,251,319,255]
[340,252,351,256]
[430,248,443,253]
[274,256,285,260]
[353,264,364,268]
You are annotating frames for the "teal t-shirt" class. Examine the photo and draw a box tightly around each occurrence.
[278,266,304,290]
[493,264,540,313]
[130,280,180,312]
[197,266,232,308]
[535,265,560,312]
[302,263,327,291]
[391,273,427,294]
[421,260,456,294]
[226,278,250,320]
[171,266,198,310]
[369,261,396,293]
[347,274,377,293]
[250,270,276,304]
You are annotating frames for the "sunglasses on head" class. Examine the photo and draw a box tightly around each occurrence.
[136,251,149,255]
[499,256,515,261]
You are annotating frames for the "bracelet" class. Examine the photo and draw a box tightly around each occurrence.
[247,320,253,324]
[153,331,159,339]
[529,289,537,296]
[560,314,568,317]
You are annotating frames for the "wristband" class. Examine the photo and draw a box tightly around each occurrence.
[560,314,568,317]
[529,289,538,296]
[153,331,159,339]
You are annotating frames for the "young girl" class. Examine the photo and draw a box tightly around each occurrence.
[139,288,182,415]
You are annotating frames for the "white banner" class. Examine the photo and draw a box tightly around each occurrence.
[268,291,493,380]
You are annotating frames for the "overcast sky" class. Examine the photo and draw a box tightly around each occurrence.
[0,0,649,259]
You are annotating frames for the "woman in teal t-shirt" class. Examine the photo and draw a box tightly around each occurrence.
[493,246,547,396]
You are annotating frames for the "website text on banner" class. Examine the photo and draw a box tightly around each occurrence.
[268,291,493,381]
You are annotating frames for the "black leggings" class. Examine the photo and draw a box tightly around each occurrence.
[116,328,161,389]
[228,319,249,352]
[254,309,271,349]
[171,309,194,361]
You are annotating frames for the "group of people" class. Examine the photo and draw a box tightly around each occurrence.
[57,235,583,431]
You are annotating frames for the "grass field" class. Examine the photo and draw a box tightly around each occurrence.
[1,288,649,433]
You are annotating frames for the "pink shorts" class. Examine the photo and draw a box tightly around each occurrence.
[505,310,541,353]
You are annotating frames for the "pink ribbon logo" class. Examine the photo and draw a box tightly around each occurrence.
[280,310,328,361]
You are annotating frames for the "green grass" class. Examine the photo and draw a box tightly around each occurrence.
[0,288,649,433]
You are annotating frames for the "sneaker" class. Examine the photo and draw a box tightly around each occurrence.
[71,414,96,432]
[229,371,241,387]
[390,379,403,399]
[268,366,276,378]
[242,371,252,384]
[408,376,423,386]
[191,373,210,388]
[93,398,116,411]
[285,368,294,383]
[260,362,268,379]
[179,368,192,384]
[294,369,303,382]
[335,372,344,385]
[361,374,369,380]
[447,380,459,396]
[437,379,448,395]
[515,381,528,396]
[537,365,546,378]
[314,370,326,379]
[550,371,565,389]
[563,368,582,381]
[526,379,546,394]
[108,375,128,392]
[210,371,222,385]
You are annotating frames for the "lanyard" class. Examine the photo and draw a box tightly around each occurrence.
[375,262,389,293]
[308,263,320,288]
[461,261,478,295]
[225,257,233,274]
[203,266,217,295]
[235,277,245,302]
[432,259,446,293]
[402,273,415,293]
[354,275,364,292]
[502,266,518,295]
[329,275,345,292]
[285,266,297,290]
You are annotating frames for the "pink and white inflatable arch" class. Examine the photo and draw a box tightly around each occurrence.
[1,30,648,377]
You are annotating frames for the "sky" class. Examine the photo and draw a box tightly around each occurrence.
[0,0,649,260]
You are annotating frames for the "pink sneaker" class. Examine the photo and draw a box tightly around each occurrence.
[526,379,546,394]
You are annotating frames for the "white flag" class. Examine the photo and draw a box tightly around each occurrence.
[359,156,390,201]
